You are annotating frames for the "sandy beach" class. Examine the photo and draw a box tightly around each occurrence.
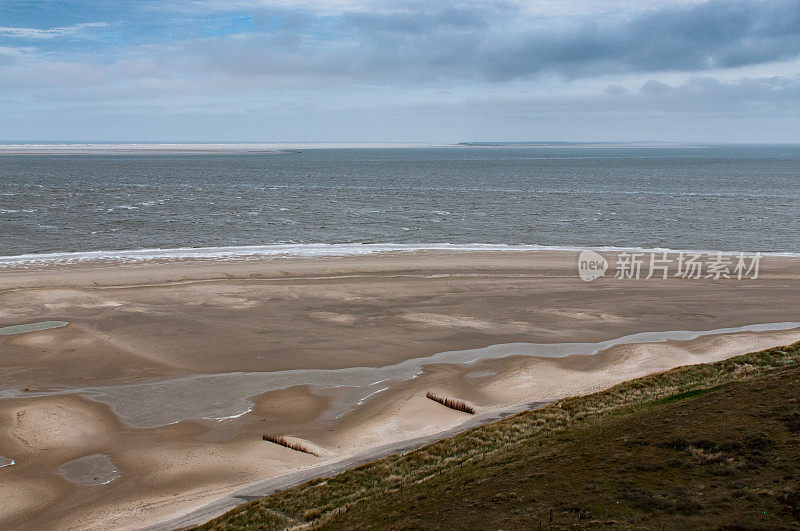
[2,249,800,529]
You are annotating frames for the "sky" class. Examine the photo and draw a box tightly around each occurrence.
[1,0,799,142]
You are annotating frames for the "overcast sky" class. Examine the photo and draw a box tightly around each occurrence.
[1,0,799,142]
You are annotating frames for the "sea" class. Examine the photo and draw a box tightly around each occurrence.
[1,145,799,263]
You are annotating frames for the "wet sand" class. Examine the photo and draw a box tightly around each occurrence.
[1,250,800,529]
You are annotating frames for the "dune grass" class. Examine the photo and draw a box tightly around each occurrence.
[425,392,475,414]
[197,341,800,530]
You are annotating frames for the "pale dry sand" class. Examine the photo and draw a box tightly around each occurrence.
[1,250,800,529]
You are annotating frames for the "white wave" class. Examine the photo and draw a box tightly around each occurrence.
[0,242,798,266]
[205,406,253,422]
[357,386,390,406]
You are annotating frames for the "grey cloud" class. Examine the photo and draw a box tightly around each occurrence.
[393,76,800,116]
[2,0,798,91]
[166,0,800,84]
[633,75,800,111]
[445,0,800,80]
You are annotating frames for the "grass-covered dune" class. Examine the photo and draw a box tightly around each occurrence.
[197,342,800,529]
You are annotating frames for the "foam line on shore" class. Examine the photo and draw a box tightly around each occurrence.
[1,322,797,429]
[1,242,797,267]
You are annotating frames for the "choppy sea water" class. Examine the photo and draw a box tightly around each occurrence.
[1,145,799,258]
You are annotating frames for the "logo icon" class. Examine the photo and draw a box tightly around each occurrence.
[578,250,608,281]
